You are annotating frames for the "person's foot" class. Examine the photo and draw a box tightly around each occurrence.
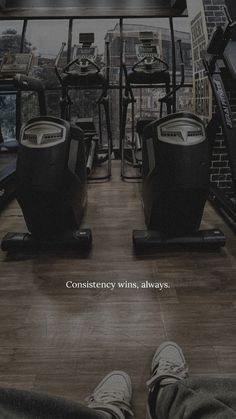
[86,371,133,419]
[147,341,189,390]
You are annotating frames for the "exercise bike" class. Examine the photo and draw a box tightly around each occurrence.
[130,39,225,249]
[55,33,113,181]
[1,55,92,252]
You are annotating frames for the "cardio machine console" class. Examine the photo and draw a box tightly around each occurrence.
[74,33,97,62]
[136,32,160,62]
[136,45,159,59]
[0,53,33,77]
[76,46,97,61]
[136,32,160,65]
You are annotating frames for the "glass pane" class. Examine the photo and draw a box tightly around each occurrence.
[71,19,120,145]
[174,17,193,84]
[21,92,40,124]
[70,88,103,128]
[123,18,172,74]
[0,95,16,143]
[46,90,62,117]
[124,86,167,143]
[21,91,62,127]
[123,17,192,84]
[176,86,193,112]
[71,19,119,85]
[122,18,172,139]
[0,21,24,56]
[24,20,69,88]
[174,18,193,113]
[122,17,193,136]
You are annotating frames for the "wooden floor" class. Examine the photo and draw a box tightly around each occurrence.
[0,161,236,418]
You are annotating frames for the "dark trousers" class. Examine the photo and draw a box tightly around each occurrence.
[1,377,236,418]
[0,388,107,419]
[155,377,236,419]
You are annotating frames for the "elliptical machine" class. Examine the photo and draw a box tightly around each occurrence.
[1,57,92,252]
[121,31,172,180]
[55,33,113,181]
[130,39,225,249]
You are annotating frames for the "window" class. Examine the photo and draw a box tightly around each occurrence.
[174,18,193,85]
[24,20,69,89]
[0,95,16,142]
[122,18,173,137]
[71,19,119,85]
[0,21,24,56]
[70,19,120,144]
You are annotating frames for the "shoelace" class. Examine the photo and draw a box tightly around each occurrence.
[86,390,133,417]
[87,390,126,404]
[147,359,188,390]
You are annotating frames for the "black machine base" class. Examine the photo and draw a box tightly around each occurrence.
[133,229,226,250]
[1,229,92,252]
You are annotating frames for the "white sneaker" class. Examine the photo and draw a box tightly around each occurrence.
[86,371,133,419]
[147,342,189,390]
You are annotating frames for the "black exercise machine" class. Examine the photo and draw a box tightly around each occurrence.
[121,31,172,180]
[55,33,113,181]
[1,58,92,252]
[1,116,92,252]
[201,7,236,229]
[121,31,183,180]
[0,52,46,211]
[132,39,225,250]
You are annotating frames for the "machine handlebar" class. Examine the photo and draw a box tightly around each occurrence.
[132,55,169,74]
[159,39,185,114]
[55,41,106,85]
[14,74,47,116]
[14,74,45,91]
[63,56,100,75]
[54,42,66,84]
[177,39,185,88]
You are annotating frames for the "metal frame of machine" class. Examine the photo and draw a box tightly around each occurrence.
[202,6,236,230]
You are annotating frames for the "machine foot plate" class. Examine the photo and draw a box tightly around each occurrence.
[133,229,226,250]
[1,229,92,252]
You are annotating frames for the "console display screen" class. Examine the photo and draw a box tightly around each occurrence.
[0,53,32,75]
[138,46,157,54]
[77,47,95,57]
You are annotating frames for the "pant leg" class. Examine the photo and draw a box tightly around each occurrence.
[155,377,236,419]
[0,388,107,419]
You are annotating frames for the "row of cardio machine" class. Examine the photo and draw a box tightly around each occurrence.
[1,15,235,252]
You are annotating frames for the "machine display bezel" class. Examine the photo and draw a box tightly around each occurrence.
[0,53,33,76]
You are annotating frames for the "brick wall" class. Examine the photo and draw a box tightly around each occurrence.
[203,0,233,189]
[204,0,226,37]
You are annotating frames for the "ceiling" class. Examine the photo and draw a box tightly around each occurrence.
[0,0,187,18]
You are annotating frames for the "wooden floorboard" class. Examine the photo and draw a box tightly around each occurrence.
[0,161,236,418]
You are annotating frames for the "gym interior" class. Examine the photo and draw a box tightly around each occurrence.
[0,0,236,417]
